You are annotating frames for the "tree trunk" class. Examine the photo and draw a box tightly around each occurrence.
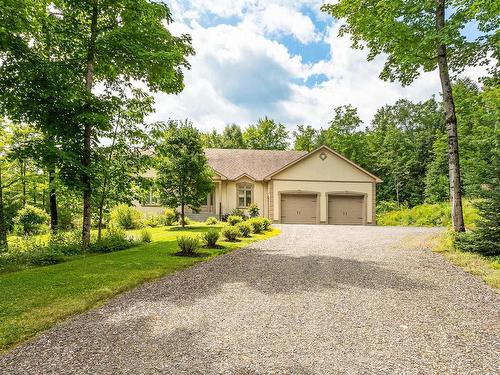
[436,0,465,232]
[0,166,7,252]
[49,166,58,234]
[181,203,185,228]
[82,2,99,248]
[20,161,26,207]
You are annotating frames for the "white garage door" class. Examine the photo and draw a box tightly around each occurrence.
[281,194,317,224]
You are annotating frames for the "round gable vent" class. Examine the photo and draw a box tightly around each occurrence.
[319,152,327,161]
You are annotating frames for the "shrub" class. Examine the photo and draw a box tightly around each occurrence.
[221,226,241,241]
[164,208,179,226]
[28,249,65,266]
[227,215,243,226]
[248,203,259,218]
[236,222,252,237]
[248,218,264,234]
[14,205,49,236]
[110,204,142,229]
[48,230,83,256]
[140,228,152,243]
[177,235,200,254]
[228,208,248,219]
[91,226,133,253]
[145,215,163,227]
[203,229,220,247]
[262,218,272,231]
[205,216,218,225]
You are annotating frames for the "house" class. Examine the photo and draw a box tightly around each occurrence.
[137,145,382,225]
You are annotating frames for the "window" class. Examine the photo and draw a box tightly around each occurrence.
[142,188,160,206]
[237,184,253,207]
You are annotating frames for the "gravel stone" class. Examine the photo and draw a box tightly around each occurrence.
[1,225,499,374]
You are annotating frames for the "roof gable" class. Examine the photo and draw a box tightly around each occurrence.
[265,145,382,182]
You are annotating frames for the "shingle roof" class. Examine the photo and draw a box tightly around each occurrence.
[204,148,307,181]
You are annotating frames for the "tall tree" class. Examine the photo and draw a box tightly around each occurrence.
[321,0,497,232]
[221,124,245,149]
[243,117,289,150]
[293,125,319,151]
[154,121,213,228]
[0,1,194,247]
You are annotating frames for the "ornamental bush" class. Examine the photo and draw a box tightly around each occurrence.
[227,215,243,226]
[177,235,200,254]
[164,208,179,226]
[248,203,259,218]
[203,228,220,247]
[248,218,264,234]
[140,228,152,243]
[221,226,241,241]
[110,204,142,229]
[205,216,218,225]
[261,218,272,231]
[236,222,252,237]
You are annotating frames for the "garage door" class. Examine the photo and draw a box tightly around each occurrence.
[328,195,364,225]
[281,194,317,224]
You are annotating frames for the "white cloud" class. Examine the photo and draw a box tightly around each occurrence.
[152,1,490,132]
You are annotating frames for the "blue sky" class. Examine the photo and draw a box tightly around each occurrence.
[150,0,489,131]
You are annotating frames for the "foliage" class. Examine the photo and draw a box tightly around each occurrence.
[227,208,247,219]
[248,218,264,234]
[202,228,220,247]
[201,124,245,149]
[140,228,152,243]
[247,203,259,218]
[455,178,500,256]
[221,226,241,242]
[109,204,142,230]
[176,235,200,254]
[164,208,179,226]
[14,205,49,236]
[293,125,320,152]
[236,222,252,237]
[377,201,478,227]
[90,227,133,254]
[261,218,272,231]
[47,230,82,256]
[205,217,218,225]
[243,117,289,150]
[227,215,243,226]
[155,120,213,227]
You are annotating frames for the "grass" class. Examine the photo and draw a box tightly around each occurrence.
[432,230,500,291]
[0,223,280,352]
[377,200,478,228]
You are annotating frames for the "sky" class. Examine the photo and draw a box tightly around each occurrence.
[149,0,488,132]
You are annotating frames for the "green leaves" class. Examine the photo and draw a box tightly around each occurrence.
[243,117,289,150]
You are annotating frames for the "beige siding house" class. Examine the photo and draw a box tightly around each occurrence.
[137,145,382,225]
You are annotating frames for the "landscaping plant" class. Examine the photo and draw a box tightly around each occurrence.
[110,204,143,230]
[205,217,218,225]
[14,205,50,236]
[248,218,264,234]
[203,229,220,247]
[177,235,200,254]
[221,226,241,242]
[236,222,252,237]
[248,203,259,218]
[140,228,153,243]
[227,215,243,226]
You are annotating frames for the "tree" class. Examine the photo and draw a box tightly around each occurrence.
[0,1,195,247]
[293,125,319,151]
[321,0,496,232]
[243,117,289,150]
[324,105,368,163]
[154,121,214,228]
[221,124,245,149]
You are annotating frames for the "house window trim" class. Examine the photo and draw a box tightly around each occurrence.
[236,183,254,208]
[142,187,161,207]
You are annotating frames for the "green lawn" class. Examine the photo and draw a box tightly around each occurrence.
[0,224,280,352]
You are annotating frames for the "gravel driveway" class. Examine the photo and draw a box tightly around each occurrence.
[1,225,499,374]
